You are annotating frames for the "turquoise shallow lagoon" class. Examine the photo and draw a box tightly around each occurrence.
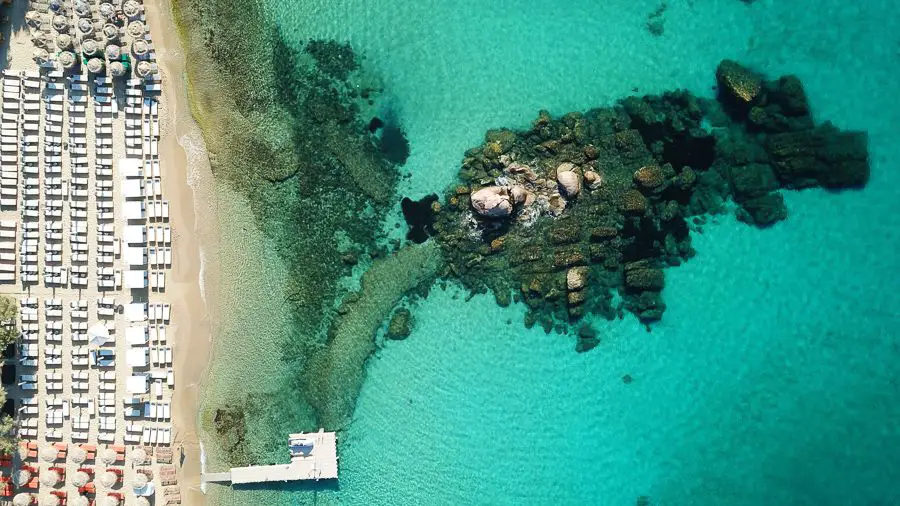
[206,0,900,504]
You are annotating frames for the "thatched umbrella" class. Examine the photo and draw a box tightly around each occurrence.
[74,1,91,17]
[39,495,60,506]
[56,34,73,50]
[99,495,119,506]
[128,448,147,464]
[99,449,118,465]
[70,496,89,506]
[13,469,31,487]
[59,51,77,70]
[12,493,33,506]
[69,446,87,464]
[82,39,99,56]
[132,39,148,56]
[131,472,147,490]
[39,469,60,487]
[105,44,121,60]
[32,49,49,65]
[123,0,141,18]
[99,3,116,19]
[103,24,119,40]
[98,470,117,489]
[87,58,104,74]
[40,446,58,463]
[71,470,91,487]
[135,61,156,78]
[52,15,68,32]
[77,18,93,36]
[127,21,145,38]
[134,497,150,506]
[109,61,126,77]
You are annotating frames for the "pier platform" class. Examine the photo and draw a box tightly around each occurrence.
[201,429,338,484]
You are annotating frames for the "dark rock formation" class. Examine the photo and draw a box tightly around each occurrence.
[401,194,439,243]
[426,60,869,333]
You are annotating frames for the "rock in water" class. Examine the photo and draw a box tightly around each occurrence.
[470,186,513,218]
[567,267,588,290]
[387,308,412,340]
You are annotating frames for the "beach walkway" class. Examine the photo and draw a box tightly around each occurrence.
[201,430,338,485]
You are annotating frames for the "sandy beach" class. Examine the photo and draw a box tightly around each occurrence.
[144,1,219,505]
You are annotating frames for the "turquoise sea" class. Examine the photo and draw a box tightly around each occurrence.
[196,0,900,504]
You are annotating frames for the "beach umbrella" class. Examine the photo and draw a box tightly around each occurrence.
[49,0,62,12]
[103,24,119,40]
[134,497,150,506]
[99,449,118,465]
[109,61,126,77]
[99,3,116,19]
[77,18,93,35]
[40,469,60,487]
[131,472,148,489]
[40,496,59,506]
[14,469,31,487]
[89,323,110,346]
[87,58,104,74]
[39,446,58,463]
[12,493,33,506]
[71,470,91,487]
[69,446,87,464]
[128,448,147,464]
[132,39,148,56]
[70,496,89,506]
[81,39,99,56]
[99,495,119,506]
[105,44,121,60]
[56,34,73,50]
[98,471,117,488]
[127,21,145,38]
[123,0,141,18]
[52,15,68,32]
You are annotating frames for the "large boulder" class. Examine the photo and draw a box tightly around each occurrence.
[470,186,514,218]
[567,267,589,290]
[556,163,581,197]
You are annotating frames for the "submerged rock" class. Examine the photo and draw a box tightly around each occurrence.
[386,308,412,340]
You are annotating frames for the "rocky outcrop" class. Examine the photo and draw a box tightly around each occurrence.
[766,124,869,189]
[429,59,870,335]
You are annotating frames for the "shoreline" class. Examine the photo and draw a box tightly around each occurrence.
[145,1,219,504]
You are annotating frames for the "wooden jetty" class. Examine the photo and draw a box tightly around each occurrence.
[201,429,338,484]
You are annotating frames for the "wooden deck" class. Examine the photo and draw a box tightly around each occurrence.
[201,430,338,484]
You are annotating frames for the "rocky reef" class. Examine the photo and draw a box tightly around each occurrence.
[422,60,869,333]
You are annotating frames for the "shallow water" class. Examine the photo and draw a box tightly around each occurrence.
[195,0,900,504]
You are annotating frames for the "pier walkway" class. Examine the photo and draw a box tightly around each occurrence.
[201,429,338,485]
